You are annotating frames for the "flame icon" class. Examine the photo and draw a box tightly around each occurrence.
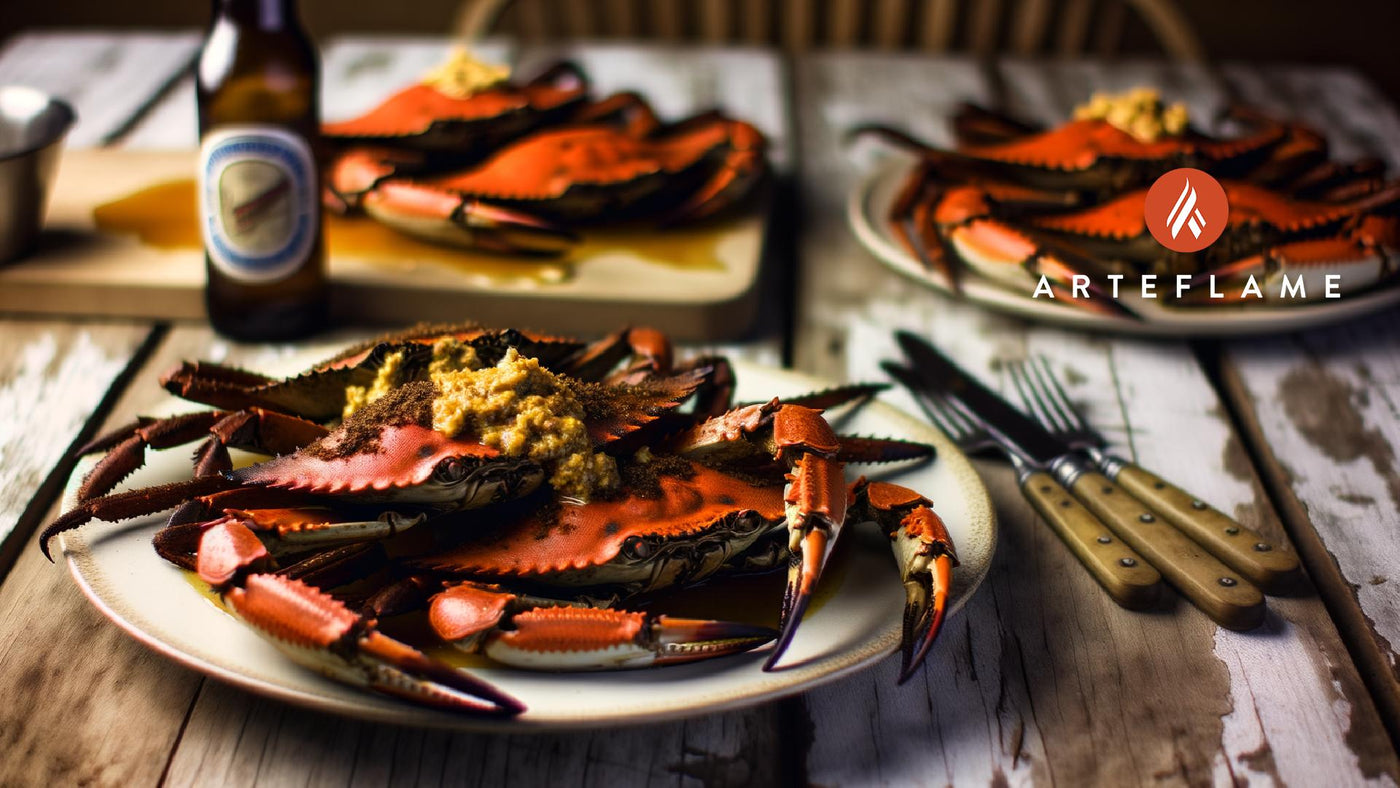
[1166,178,1207,240]
[1145,167,1227,252]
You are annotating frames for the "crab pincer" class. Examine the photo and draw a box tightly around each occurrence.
[429,583,777,670]
[225,573,524,715]
[849,479,958,683]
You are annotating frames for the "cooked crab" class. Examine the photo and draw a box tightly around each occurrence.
[42,327,954,716]
[860,90,1400,305]
[328,92,768,255]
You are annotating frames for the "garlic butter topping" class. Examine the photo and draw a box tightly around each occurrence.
[432,349,618,499]
[1073,88,1189,143]
[339,342,617,500]
[421,49,511,98]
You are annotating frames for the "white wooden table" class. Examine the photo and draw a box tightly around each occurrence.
[0,32,1398,786]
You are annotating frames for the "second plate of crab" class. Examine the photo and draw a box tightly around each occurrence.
[45,326,995,729]
[848,90,1400,336]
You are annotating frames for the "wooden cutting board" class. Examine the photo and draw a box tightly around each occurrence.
[0,149,767,340]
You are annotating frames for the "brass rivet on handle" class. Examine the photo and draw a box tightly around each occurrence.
[1191,500,1208,510]
[1097,536,1112,544]
[1225,526,1240,535]
[1254,543,1272,552]
[1139,513,1155,523]
[1154,481,1166,489]
[1119,557,1137,567]
[1219,577,1238,587]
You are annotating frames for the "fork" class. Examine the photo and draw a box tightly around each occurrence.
[884,362,1162,609]
[1007,356,1299,590]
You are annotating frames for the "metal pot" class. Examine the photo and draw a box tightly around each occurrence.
[0,86,76,263]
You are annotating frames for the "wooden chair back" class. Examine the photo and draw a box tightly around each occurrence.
[455,0,1205,61]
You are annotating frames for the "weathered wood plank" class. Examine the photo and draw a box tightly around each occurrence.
[0,31,198,148]
[0,320,152,571]
[1222,315,1400,745]
[0,323,212,787]
[165,674,782,787]
[790,51,1399,785]
[1218,63,1400,743]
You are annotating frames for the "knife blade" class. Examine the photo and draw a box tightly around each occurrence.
[894,331,1265,631]
[884,361,1162,610]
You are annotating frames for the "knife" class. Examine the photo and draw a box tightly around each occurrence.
[885,361,1163,610]
[895,331,1266,631]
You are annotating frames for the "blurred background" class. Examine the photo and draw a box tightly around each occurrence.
[3,0,1399,102]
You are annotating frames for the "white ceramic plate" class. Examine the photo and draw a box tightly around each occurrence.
[56,358,996,731]
[850,161,1400,337]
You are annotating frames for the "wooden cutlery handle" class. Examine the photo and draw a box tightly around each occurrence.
[1067,471,1265,631]
[1021,471,1161,610]
[1111,463,1299,591]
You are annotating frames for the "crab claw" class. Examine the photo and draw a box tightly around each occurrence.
[427,583,775,670]
[482,607,777,670]
[361,182,578,255]
[850,479,958,683]
[765,407,849,671]
[225,573,523,716]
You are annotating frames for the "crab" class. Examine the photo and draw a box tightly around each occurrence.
[321,56,590,157]
[41,327,954,716]
[860,91,1400,305]
[328,93,768,255]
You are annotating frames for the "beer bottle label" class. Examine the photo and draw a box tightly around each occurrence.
[198,126,317,282]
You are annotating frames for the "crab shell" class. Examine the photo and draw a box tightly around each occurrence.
[1031,179,1400,262]
[414,462,787,591]
[321,62,590,153]
[954,117,1287,185]
[363,113,767,225]
[161,326,586,422]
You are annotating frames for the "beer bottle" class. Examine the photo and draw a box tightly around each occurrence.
[196,0,327,341]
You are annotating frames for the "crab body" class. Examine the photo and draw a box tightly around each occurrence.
[322,60,590,156]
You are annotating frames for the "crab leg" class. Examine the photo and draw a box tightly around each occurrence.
[361,183,578,256]
[428,582,776,670]
[850,479,957,683]
[1184,214,1400,304]
[224,573,523,715]
[669,400,851,669]
[77,408,328,502]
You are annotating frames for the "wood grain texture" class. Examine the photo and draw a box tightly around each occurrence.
[0,321,151,570]
[1222,314,1400,745]
[1217,63,1400,744]
[0,326,230,787]
[165,662,782,787]
[0,31,198,148]
[790,51,1400,785]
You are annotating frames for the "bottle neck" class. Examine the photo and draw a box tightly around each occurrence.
[216,0,297,30]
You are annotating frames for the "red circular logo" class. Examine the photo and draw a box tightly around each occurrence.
[1143,167,1229,253]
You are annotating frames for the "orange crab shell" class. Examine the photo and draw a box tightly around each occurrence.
[417,463,786,577]
[322,80,585,142]
[957,118,1286,172]
[397,116,764,206]
[234,424,501,495]
[1032,180,1398,241]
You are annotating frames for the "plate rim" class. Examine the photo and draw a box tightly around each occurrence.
[848,159,1400,338]
[57,359,997,731]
